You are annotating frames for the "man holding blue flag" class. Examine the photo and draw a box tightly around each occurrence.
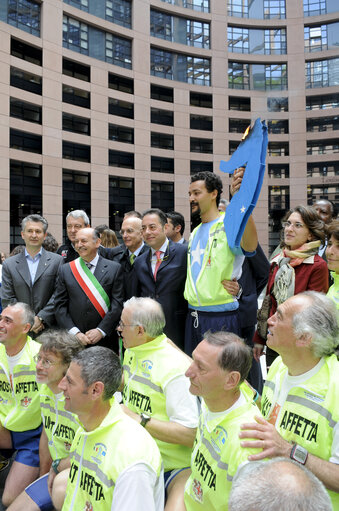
[184,169,258,355]
[54,228,123,350]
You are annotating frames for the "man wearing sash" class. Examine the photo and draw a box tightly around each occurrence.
[54,228,123,350]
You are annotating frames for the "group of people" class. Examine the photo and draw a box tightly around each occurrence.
[0,169,337,510]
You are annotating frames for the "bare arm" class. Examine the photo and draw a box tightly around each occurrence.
[39,427,52,477]
[239,415,339,492]
[121,404,196,447]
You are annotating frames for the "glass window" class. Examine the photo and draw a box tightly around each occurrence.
[150,10,172,40]
[63,58,90,81]
[304,24,327,52]
[64,0,89,11]
[109,176,134,231]
[151,181,174,212]
[151,132,174,150]
[229,118,251,133]
[303,0,326,16]
[151,108,174,126]
[190,137,213,153]
[190,92,212,108]
[268,164,290,178]
[11,38,42,65]
[109,98,134,118]
[307,184,339,214]
[267,119,289,134]
[228,27,286,54]
[106,33,132,69]
[307,116,339,132]
[228,26,249,53]
[10,128,42,154]
[63,113,91,135]
[63,16,88,54]
[228,62,250,89]
[227,0,285,19]
[158,0,210,12]
[63,170,91,237]
[190,114,213,130]
[10,160,42,249]
[268,142,289,156]
[307,139,339,154]
[10,98,42,124]
[229,96,251,111]
[63,85,90,109]
[264,0,285,19]
[108,73,133,94]
[63,141,91,162]
[64,0,131,28]
[150,48,210,85]
[5,0,40,36]
[265,63,287,90]
[306,58,339,88]
[108,124,134,143]
[190,160,213,174]
[151,156,174,173]
[10,67,42,95]
[306,93,339,110]
[151,84,174,102]
[307,162,339,177]
[267,97,288,111]
[109,149,134,168]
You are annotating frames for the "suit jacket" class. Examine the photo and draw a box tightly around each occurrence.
[238,243,270,329]
[105,244,148,300]
[1,248,63,326]
[133,240,187,349]
[54,255,124,346]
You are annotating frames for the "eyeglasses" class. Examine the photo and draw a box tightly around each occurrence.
[118,320,136,330]
[119,228,139,236]
[33,354,58,369]
[282,221,305,230]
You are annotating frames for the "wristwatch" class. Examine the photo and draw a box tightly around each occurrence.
[52,458,61,474]
[290,444,308,465]
[140,413,151,428]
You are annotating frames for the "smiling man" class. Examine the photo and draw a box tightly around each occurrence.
[185,171,258,355]
[239,291,339,510]
[7,330,83,511]
[54,228,123,349]
[0,303,42,507]
[133,209,187,349]
[2,214,63,334]
[58,347,164,511]
[184,331,262,510]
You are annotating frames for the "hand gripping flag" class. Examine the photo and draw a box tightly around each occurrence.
[220,118,268,249]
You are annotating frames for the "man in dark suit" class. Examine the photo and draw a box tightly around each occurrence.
[134,209,187,349]
[106,214,147,299]
[57,210,90,263]
[54,228,123,350]
[166,211,188,246]
[1,214,63,334]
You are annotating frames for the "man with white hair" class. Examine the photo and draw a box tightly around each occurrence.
[228,457,332,511]
[239,291,339,509]
[57,210,90,263]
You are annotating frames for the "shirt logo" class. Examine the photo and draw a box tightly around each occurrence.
[20,396,32,408]
[0,397,8,405]
[211,425,227,454]
[192,478,203,503]
[64,441,72,451]
[91,443,107,465]
[141,360,153,378]
[61,250,68,258]
[84,501,93,511]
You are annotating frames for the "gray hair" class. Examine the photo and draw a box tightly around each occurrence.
[6,302,35,328]
[229,458,332,511]
[21,214,48,233]
[292,291,339,358]
[66,210,90,226]
[72,347,122,401]
[123,297,165,338]
[38,330,84,365]
[204,331,252,383]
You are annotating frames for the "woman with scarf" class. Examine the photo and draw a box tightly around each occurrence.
[254,205,329,367]
[326,219,339,309]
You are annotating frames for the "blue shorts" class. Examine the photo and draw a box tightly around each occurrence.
[10,424,42,467]
[164,467,190,493]
[25,474,53,511]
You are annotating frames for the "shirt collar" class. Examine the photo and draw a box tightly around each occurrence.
[25,248,42,260]
[129,241,144,258]
[151,239,168,256]
[85,252,99,268]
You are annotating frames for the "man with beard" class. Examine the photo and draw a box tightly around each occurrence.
[185,170,258,355]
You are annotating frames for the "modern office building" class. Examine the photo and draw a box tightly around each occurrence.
[0,0,338,253]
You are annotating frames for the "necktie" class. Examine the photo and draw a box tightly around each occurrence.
[85,262,92,271]
[153,250,162,280]
[130,253,136,265]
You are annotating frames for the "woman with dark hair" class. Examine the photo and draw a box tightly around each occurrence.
[326,219,339,309]
[254,205,329,366]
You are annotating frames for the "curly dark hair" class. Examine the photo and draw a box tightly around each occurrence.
[281,205,326,247]
[191,172,223,206]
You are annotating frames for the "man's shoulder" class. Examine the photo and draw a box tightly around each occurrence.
[3,251,24,268]
[98,254,122,272]
[41,248,63,263]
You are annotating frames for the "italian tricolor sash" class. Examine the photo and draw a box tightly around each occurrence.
[69,258,110,319]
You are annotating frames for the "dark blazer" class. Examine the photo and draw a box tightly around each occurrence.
[1,248,63,326]
[54,256,124,346]
[105,243,148,300]
[133,240,187,349]
[238,243,270,328]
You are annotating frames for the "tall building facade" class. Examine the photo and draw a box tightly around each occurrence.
[0,0,338,253]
